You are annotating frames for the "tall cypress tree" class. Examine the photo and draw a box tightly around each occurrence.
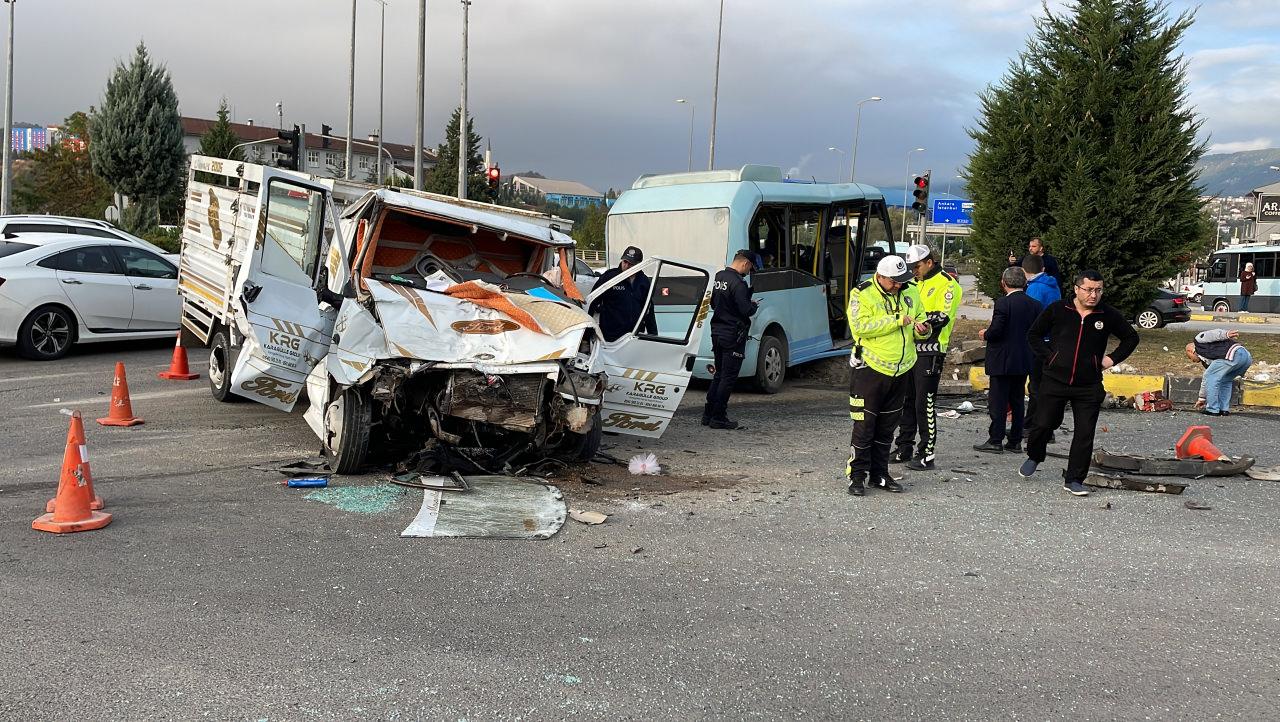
[89,42,186,231]
[424,106,485,197]
[199,99,243,161]
[966,0,1205,314]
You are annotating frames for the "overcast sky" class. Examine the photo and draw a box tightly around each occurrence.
[9,0,1279,194]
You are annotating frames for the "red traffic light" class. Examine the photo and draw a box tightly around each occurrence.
[913,175,928,189]
[487,167,500,181]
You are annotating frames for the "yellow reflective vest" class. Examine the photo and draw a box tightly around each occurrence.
[847,278,929,377]
[912,266,964,354]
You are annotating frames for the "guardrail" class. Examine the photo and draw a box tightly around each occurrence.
[578,249,607,268]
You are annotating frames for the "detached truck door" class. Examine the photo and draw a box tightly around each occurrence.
[587,257,713,438]
[229,172,345,411]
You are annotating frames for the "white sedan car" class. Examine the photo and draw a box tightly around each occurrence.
[0,234,181,360]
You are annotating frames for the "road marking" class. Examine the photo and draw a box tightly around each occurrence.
[0,364,169,385]
[22,386,208,409]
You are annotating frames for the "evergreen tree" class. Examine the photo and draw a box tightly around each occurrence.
[199,99,243,160]
[424,107,485,197]
[13,111,112,218]
[89,42,187,232]
[965,0,1205,315]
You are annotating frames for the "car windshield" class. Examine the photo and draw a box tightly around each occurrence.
[0,240,35,258]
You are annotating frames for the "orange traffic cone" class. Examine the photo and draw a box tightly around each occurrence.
[1175,425,1228,462]
[46,410,104,512]
[158,332,199,381]
[33,415,113,533]
[97,362,144,427]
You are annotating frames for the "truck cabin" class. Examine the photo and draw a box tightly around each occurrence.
[347,193,583,303]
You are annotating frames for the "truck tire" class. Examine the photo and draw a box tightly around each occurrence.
[208,330,242,403]
[1212,299,1231,313]
[569,409,603,462]
[754,333,787,394]
[324,386,372,475]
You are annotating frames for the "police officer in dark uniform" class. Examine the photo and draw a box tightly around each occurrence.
[703,249,758,430]
[588,246,656,341]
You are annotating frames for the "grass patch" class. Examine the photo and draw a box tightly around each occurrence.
[949,317,1280,377]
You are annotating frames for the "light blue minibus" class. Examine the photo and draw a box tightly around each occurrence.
[605,165,897,392]
[1202,243,1280,313]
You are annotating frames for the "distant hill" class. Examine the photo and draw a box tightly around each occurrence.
[1195,148,1280,196]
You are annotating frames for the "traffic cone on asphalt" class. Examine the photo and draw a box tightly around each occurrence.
[46,410,104,512]
[32,414,113,534]
[157,332,199,381]
[1175,425,1229,462]
[96,362,144,427]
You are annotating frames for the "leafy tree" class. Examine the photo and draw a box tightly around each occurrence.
[569,203,607,252]
[424,106,485,197]
[965,0,1205,314]
[89,42,186,232]
[12,111,113,218]
[199,98,243,160]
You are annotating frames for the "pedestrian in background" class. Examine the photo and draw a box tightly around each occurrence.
[845,255,929,496]
[703,250,758,430]
[1239,262,1257,312]
[1008,236,1061,283]
[892,244,963,471]
[1019,270,1139,497]
[975,267,1041,453]
[1185,329,1252,416]
[1021,254,1062,444]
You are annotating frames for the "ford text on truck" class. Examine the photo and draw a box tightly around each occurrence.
[177,156,713,472]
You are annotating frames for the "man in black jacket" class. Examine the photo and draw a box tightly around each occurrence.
[589,246,656,341]
[976,267,1042,453]
[1019,270,1139,496]
[1008,237,1061,284]
[703,249,758,429]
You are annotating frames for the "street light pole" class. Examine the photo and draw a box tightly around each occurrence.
[676,99,695,172]
[900,147,924,247]
[345,0,356,180]
[414,0,426,190]
[826,146,845,182]
[375,0,387,184]
[707,0,724,171]
[1,0,15,215]
[457,0,471,199]
[849,96,880,183]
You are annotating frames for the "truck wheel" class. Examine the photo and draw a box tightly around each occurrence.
[208,330,242,403]
[324,386,371,475]
[1212,299,1230,313]
[570,409,603,462]
[754,333,787,394]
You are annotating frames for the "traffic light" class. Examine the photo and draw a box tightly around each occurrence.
[486,166,500,201]
[911,171,931,214]
[276,125,302,171]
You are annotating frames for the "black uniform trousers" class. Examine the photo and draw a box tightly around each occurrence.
[1023,358,1044,439]
[986,374,1028,445]
[846,364,909,480]
[705,338,746,421]
[894,354,943,460]
[1026,375,1106,483]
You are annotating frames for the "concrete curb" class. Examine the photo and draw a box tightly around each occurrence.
[1187,311,1280,325]
[966,367,1280,408]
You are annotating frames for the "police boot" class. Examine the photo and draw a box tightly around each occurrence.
[906,455,935,471]
[709,417,741,430]
[701,403,713,426]
[890,445,914,464]
[870,473,904,493]
[847,473,867,496]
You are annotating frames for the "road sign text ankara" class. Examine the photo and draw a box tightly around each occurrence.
[932,198,974,225]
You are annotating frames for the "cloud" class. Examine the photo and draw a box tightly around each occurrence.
[1208,137,1274,154]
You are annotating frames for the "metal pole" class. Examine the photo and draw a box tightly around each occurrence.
[849,96,879,183]
[376,0,386,184]
[687,103,695,172]
[457,0,470,199]
[900,148,922,248]
[1,0,14,215]
[345,0,356,180]
[414,0,426,190]
[707,0,724,171]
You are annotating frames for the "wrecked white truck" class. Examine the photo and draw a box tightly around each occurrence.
[177,156,713,472]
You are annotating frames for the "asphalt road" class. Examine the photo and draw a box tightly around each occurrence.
[2,342,1279,719]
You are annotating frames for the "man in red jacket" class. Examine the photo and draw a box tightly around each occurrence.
[1018,270,1140,496]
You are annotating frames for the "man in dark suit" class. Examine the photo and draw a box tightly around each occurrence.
[975,267,1042,453]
